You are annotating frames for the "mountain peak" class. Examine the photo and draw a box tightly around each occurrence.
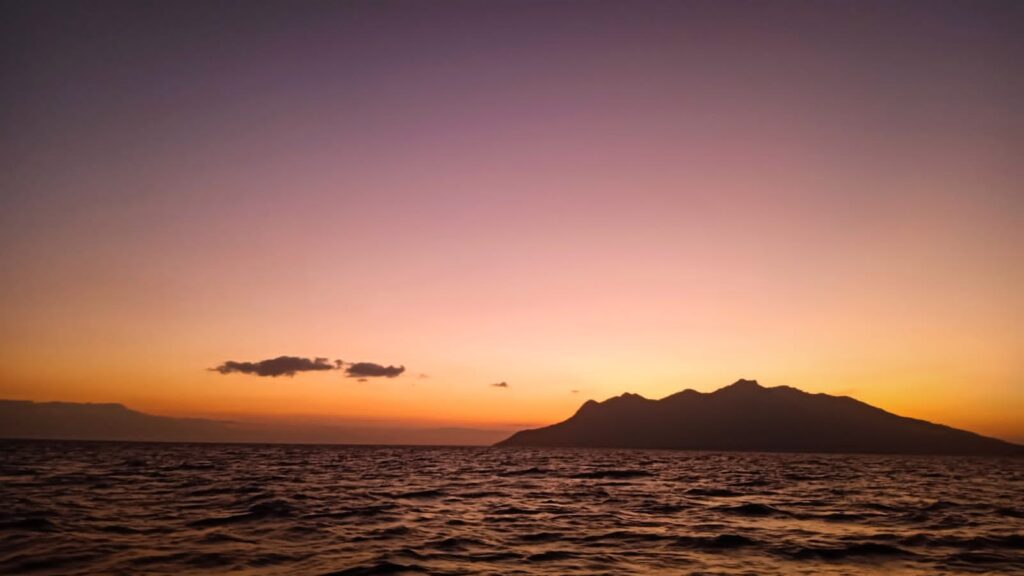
[613,392,647,401]
[716,379,763,393]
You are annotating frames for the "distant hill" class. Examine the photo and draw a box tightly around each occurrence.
[0,400,511,445]
[496,380,1024,455]
[0,400,239,443]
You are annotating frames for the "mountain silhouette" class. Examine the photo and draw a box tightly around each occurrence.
[0,400,513,445]
[0,400,242,443]
[496,380,1023,455]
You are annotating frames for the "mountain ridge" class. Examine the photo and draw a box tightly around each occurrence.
[0,400,511,446]
[496,379,1023,455]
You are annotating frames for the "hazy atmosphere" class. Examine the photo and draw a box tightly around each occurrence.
[2,0,1022,442]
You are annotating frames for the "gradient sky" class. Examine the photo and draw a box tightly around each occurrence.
[2,1,1022,441]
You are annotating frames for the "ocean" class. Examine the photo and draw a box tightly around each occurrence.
[1,441,1021,574]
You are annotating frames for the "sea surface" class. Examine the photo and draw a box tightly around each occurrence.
[1,441,1022,575]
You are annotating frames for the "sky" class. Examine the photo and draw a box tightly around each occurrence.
[1,1,1022,442]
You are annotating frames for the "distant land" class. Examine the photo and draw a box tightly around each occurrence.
[497,380,1024,455]
[0,400,512,446]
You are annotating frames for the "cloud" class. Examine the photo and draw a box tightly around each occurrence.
[491,381,509,388]
[571,389,579,394]
[212,356,342,377]
[346,362,405,378]
[212,357,407,380]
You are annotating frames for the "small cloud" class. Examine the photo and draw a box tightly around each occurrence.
[491,381,509,388]
[570,389,579,394]
[418,373,430,379]
[346,362,405,378]
[212,356,342,378]
[357,378,368,382]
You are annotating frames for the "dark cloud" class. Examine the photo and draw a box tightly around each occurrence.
[571,389,579,394]
[418,373,430,379]
[212,357,406,380]
[346,362,405,378]
[491,381,509,388]
[212,356,342,377]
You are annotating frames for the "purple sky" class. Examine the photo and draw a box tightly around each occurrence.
[1,1,1021,440]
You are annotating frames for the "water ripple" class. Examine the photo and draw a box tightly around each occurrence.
[0,440,1021,574]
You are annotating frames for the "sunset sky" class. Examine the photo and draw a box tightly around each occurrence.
[1,1,1021,441]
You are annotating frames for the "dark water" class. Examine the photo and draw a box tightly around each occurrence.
[1,441,1022,574]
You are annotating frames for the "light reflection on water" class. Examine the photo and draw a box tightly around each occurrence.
[1,441,1022,574]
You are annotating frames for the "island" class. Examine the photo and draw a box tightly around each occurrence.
[496,379,1023,455]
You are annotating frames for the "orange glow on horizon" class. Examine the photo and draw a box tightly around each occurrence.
[1,0,1020,445]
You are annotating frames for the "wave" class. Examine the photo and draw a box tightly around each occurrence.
[787,542,915,560]
[3,553,105,573]
[900,533,1024,549]
[997,507,1024,518]
[187,498,294,527]
[720,503,788,516]
[517,531,564,542]
[673,534,759,549]
[392,488,445,499]
[497,466,548,477]
[527,550,577,562]
[324,560,428,575]
[687,487,742,497]
[2,441,1021,575]
[570,469,654,479]
[946,551,1021,565]
[429,536,491,550]
[129,551,235,570]
[580,530,675,543]
[0,516,57,532]
[309,503,397,520]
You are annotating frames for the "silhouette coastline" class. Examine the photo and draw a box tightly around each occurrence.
[0,400,511,445]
